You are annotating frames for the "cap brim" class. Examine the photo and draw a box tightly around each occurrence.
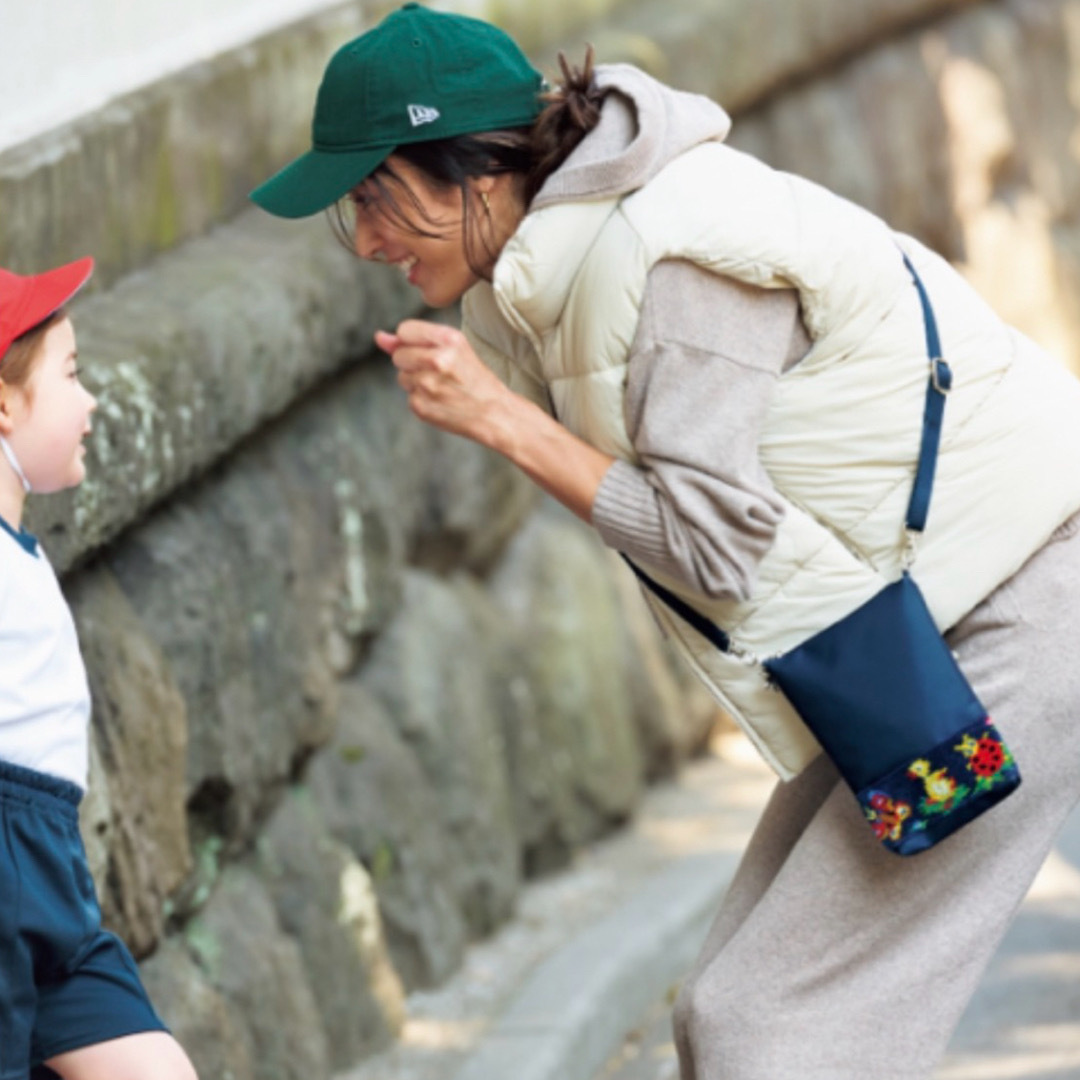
[250,146,391,219]
[26,256,95,326]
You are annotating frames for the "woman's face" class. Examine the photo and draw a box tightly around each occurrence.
[350,155,483,309]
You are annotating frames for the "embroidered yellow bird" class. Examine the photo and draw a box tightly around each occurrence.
[907,758,958,806]
[954,734,980,758]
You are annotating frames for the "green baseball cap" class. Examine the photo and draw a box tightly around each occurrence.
[250,3,544,219]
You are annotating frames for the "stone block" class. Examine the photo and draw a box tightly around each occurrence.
[551,0,980,112]
[358,571,523,937]
[103,465,339,847]
[79,731,113,900]
[138,937,256,1080]
[67,566,192,958]
[308,682,471,990]
[184,865,331,1080]
[256,787,406,1068]
[488,503,647,875]
[410,428,541,575]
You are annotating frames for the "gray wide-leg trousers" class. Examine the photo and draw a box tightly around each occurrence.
[674,514,1080,1080]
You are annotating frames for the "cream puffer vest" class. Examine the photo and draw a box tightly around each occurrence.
[463,140,1080,779]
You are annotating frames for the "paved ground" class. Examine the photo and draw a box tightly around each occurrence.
[337,731,1080,1080]
[337,730,773,1080]
[594,766,1080,1080]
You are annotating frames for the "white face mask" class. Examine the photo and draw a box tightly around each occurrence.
[0,434,31,493]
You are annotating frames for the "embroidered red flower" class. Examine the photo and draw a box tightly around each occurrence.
[865,792,912,842]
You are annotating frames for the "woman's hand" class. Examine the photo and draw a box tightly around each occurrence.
[374,319,510,447]
[375,318,616,523]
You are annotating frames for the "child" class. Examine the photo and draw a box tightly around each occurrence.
[0,259,197,1080]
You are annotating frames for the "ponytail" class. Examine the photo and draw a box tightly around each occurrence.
[523,46,609,204]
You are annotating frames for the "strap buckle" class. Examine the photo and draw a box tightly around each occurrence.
[902,528,919,570]
[930,356,951,395]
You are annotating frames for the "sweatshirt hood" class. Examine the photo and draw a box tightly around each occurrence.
[530,63,733,211]
[481,64,732,345]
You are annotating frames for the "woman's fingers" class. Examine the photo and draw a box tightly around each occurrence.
[394,319,461,348]
[377,320,456,353]
[376,318,508,441]
[373,329,400,354]
[389,344,443,376]
[376,322,457,375]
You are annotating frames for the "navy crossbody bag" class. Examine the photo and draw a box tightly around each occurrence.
[627,256,1021,855]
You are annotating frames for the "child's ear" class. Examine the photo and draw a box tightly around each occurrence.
[0,380,20,436]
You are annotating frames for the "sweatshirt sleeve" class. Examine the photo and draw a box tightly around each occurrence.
[591,259,810,601]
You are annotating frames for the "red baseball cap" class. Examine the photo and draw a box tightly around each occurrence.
[0,256,94,367]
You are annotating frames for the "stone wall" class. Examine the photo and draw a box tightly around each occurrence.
[2,0,1079,1077]
[0,0,343,153]
[71,363,716,1074]
[727,0,1080,372]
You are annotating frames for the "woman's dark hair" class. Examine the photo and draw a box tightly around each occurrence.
[329,47,610,276]
[526,47,611,204]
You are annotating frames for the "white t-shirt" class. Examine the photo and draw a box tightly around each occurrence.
[0,518,90,789]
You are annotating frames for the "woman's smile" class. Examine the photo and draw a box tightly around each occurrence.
[350,156,483,308]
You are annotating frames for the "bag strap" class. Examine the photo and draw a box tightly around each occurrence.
[903,254,951,535]
[622,556,733,652]
[626,253,949,657]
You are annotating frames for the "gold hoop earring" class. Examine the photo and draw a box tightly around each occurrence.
[481,191,491,214]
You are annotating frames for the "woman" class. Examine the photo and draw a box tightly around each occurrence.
[251,5,1080,1077]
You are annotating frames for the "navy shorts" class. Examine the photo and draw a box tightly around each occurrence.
[0,760,167,1080]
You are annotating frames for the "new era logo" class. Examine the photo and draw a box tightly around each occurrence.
[407,104,440,127]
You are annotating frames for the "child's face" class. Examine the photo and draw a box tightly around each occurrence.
[6,317,97,493]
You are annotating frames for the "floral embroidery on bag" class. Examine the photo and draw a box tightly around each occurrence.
[858,718,1021,854]
[954,724,1015,790]
[864,792,912,843]
[907,759,970,816]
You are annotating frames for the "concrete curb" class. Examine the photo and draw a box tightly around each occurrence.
[451,849,742,1080]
